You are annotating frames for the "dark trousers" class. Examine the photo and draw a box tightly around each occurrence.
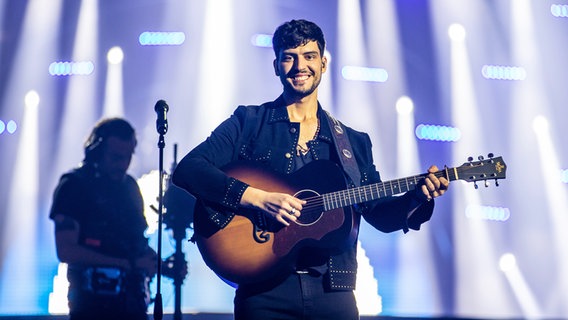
[234,270,359,320]
[67,266,149,320]
[69,310,147,320]
[68,292,148,320]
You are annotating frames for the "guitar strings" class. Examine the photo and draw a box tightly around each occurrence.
[298,171,450,213]
[299,162,495,213]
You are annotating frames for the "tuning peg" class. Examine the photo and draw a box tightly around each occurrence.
[485,180,489,188]
[488,153,494,158]
[495,179,500,187]
[468,156,473,162]
[478,155,484,161]
[474,182,479,189]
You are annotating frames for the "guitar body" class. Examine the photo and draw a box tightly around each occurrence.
[193,160,355,286]
[192,155,508,286]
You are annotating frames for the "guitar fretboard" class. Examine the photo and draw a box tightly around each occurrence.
[321,168,460,211]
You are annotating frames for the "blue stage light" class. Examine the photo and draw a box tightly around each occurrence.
[139,32,185,46]
[341,66,388,82]
[49,61,94,76]
[6,120,17,134]
[251,34,273,47]
[481,65,526,81]
[466,205,511,221]
[415,124,461,142]
[551,4,568,17]
[561,169,568,183]
[0,119,17,135]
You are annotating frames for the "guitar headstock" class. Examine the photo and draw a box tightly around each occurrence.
[455,153,507,188]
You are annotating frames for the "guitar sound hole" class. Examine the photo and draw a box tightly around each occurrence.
[294,189,324,226]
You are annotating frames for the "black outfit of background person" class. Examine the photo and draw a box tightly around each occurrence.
[50,118,154,320]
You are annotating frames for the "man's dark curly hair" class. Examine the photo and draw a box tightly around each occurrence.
[272,19,326,58]
[83,118,136,162]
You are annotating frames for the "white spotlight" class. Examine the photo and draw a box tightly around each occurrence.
[396,96,414,115]
[448,24,466,41]
[532,115,549,133]
[107,46,124,65]
[499,253,517,272]
[499,251,543,318]
[24,90,40,109]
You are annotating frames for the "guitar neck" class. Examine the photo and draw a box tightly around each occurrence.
[320,155,508,210]
[321,168,459,211]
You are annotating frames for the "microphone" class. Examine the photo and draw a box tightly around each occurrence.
[154,99,169,135]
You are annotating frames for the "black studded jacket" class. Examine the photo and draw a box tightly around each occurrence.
[173,95,434,290]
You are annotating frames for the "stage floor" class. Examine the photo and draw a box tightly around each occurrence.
[0,314,521,320]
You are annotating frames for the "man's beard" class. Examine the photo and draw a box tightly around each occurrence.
[281,74,321,99]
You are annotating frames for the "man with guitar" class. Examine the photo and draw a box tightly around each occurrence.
[173,19,449,320]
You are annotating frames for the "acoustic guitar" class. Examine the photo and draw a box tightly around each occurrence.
[193,155,507,286]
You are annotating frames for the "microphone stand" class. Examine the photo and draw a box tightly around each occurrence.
[153,100,169,320]
[153,133,165,320]
[171,146,184,320]
[163,144,194,320]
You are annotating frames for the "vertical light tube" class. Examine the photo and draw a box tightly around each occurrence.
[0,92,40,312]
